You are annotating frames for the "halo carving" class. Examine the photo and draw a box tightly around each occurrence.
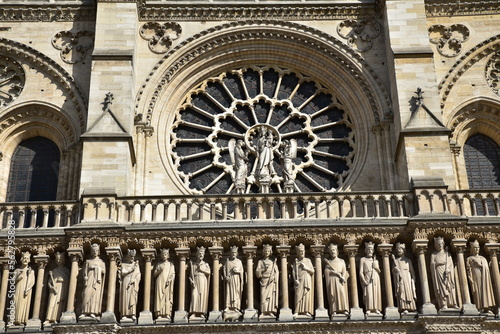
[169,66,355,195]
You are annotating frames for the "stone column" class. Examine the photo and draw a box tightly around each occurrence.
[208,247,223,322]
[485,244,500,317]
[378,244,399,320]
[412,240,437,315]
[174,248,190,323]
[243,246,258,321]
[60,249,83,323]
[276,246,293,321]
[102,247,121,323]
[0,258,10,332]
[344,244,364,320]
[25,255,50,331]
[452,239,479,315]
[138,249,155,324]
[310,245,329,320]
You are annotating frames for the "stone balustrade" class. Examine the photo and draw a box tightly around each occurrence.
[0,201,79,229]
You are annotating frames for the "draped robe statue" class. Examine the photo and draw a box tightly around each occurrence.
[256,244,279,318]
[80,244,106,319]
[292,244,314,318]
[467,240,495,313]
[359,242,382,315]
[391,243,417,313]
[189,247,211,320]
[224,246,244,312]
[13,252,35,325]
[430,237,459,311]
[154,249,175,320]
[45,252,69,324]
[120,249,141,321]
[324,244,349,316]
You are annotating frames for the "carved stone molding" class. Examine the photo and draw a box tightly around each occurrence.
[136,20,392,128]
[428,24,470,57]
[139,22,181,54]
[425,0,500,17]
[52,30,94,64]
[437,34,500,107]
[0,4,96,22]
[137,1,377,21]
[0,38,88,130]
[486,51,500,97]
[0,56,25,108]
[337,20,381,52]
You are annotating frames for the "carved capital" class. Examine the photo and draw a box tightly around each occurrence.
[242,246,257,259]
[105,247,122,262]
[141,248,156,262]
[451,239,468,254]
[208,246,224,260]
[175,247,190,260]
[67,248,84,263]
[377,243,393,257]
[484,243,500,258]
[33,255,50,269]
[343,244,359,258]
[310,245,325,258]
[276,245,291,258]
[412,240,429,255]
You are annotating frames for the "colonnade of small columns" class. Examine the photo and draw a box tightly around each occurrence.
[1,235,500,332]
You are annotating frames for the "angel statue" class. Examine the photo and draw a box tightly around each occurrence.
[279,139,297,192]
[229,139,248,194]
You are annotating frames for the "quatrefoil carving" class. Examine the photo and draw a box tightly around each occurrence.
[337,20,381,52]
[52,30,94,64]
[428,24,469,57]
[139,22,182,54]
[486,51,500,97]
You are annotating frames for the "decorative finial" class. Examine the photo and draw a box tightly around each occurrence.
[415,87,424,106]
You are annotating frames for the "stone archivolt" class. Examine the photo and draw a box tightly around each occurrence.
[0,56,24,108]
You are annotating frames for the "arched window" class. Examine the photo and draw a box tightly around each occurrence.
[464,134,500,215]
[6,137,60,226]
[464,134,500,189]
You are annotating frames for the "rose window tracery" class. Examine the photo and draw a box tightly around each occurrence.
[170,66,355,195]
[0,56,25,108]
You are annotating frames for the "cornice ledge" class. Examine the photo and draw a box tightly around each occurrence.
[426,0,500,17]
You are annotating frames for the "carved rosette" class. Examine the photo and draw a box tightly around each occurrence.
[428,24,469,57]
[169,66,355,195]
[337,20,381,52]
[51,30,94,64]
[139,22,181,54]
[485,51,500,97]
[0,56,25,108]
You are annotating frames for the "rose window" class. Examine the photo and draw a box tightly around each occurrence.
[170,66,355,194]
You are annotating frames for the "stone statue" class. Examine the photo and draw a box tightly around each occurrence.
[231,139,248,194]
[324,244,349,316]
[224,246,244,314]
[119,249,141,322]
[256,126,274,181]
[45,252,69,324]
[80,243,106,320]
[359,241,382,315]
[466,240,496,313]
[256,244,279,318]
[430,237,459,311]
[391,242,417,314]
[292,243,315,318]
[189,246,211,320]
[12,251,35,325]
[154,248,175,321]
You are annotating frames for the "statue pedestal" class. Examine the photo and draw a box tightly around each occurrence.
[42,321,53,332]
[243,308,258,322]
[24,318,41,332]
[314,307,329,321]
[365,312,383,320]
[119,317,136,326]
[438,307,460,316]
[400,311,418,320]
[384,306,400,320]
[331,313,348,321]
[294,313,313,321]
[349,307,365,321]
[155,316,172,325]
[278,307,293,321]
[59,311,77,324]
[420,302,438,315]
[6,324,23,333]
[188,314,206,323]
[259,314,277,322]
[138,310,154,325]
[173,310,188,323]
[207,310,222,322]
[225,309,243,322]
[101,311,117,323]
[461,303,479,316]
